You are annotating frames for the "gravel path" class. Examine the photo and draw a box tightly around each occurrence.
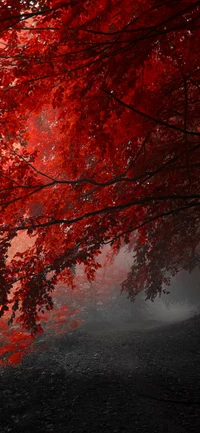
[0,318,200,432]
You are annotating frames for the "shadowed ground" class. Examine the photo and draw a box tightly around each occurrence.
[0,318,200,432]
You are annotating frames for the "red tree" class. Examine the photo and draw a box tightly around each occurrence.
[0,0,200,335]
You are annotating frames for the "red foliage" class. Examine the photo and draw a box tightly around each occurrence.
[0,301,82,365]
[0,0,199,340]
[0,321,34,366]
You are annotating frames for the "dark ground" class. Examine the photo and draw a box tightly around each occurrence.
[0,317,200,433]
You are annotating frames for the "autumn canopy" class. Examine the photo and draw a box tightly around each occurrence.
[0,0,200,333]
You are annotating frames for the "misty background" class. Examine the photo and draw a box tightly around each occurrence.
[48,246,200,335]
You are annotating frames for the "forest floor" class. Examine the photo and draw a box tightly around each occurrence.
[0,316,200,433]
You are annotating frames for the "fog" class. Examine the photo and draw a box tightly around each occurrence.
[8,235,200,331]
[73,247,200,331]
[143,271,200,323]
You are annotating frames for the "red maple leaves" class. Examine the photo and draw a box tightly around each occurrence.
[0,320,34,366]
[0,0,199,341]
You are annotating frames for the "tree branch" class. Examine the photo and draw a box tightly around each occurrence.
[100,88,200,137]
[1,196,200,233]
[102,201,200,245]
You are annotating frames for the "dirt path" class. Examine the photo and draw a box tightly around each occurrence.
[0,319,200,432]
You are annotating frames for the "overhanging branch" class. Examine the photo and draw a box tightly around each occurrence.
[100,88,200,137]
